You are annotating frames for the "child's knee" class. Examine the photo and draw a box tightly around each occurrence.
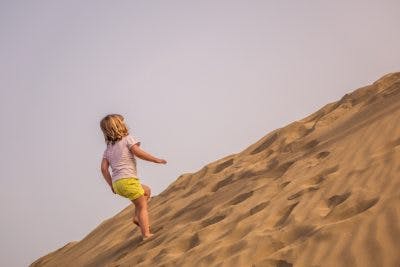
[133,196,147,208]
[142,184,151,197]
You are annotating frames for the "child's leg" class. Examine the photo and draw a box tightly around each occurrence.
[133,209,140,226]
[141,184,151,201]
[133,184,151,226]
[132,196,152,237]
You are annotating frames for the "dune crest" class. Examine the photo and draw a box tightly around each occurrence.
[32,73,400,267]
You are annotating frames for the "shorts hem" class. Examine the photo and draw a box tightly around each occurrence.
[128,192,145,201]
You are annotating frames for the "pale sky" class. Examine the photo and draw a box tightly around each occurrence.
[0,1,399,266]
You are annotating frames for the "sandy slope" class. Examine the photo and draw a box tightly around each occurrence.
[31,73,400,267]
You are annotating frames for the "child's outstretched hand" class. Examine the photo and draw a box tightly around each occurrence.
[111,186,116,194]
[155,158,167,164]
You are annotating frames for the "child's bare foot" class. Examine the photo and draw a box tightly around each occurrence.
[133,217,153,233]
[142,233,154,241]
[133,217,153,236]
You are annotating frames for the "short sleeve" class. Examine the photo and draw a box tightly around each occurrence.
[102,149,108,159]
[126,135,141,149]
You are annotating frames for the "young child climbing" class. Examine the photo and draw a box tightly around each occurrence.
[100,114,167,240]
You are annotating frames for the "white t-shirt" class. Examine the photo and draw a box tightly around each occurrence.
[103,134,141,183]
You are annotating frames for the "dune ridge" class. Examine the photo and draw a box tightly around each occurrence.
[32,73,400,267]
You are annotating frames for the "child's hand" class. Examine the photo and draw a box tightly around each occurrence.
[111,186,116,194]
[155,158,167,164]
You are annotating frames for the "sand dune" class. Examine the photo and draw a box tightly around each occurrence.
[31,73,400,267]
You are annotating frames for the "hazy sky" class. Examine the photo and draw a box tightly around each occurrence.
[1,1,399,266]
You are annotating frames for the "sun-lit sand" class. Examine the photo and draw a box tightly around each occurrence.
[31,73,400,267]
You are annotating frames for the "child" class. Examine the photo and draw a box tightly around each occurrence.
[100,114,167,240]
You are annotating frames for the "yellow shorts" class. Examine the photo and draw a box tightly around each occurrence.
[112,177,144,201]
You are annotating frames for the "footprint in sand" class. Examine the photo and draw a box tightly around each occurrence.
[316,151,330,159]
[275,259,293,267]
[250,133,278,155]
[327,192,351,208]
[227,239,248,255]
[274,161,296,178]
[279,181,291,189]
[274,202,299,228]
[249,201,270,216]
[212,174,235,192]
[201,214,227,227]
[303,150,330,169]
[173,196,213,221]
[307,165,340,186]
[228,191,254,205]
[287,185,319,200]
[213,158,234,174]
[262,158,296,179]
[182,179,207,197]
[187,233,200,251]
[318,192,351,217]
[304,139,319,150]
[324,191,380,220]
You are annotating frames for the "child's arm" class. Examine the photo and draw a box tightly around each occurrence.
[130,144,167,164]
[101,158,115,193]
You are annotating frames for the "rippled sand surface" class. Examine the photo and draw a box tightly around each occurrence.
[32,73,400,267]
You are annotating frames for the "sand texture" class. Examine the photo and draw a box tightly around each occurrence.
[32,73,400,267]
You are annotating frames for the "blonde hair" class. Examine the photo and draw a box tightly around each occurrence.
[100,114,129,145]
